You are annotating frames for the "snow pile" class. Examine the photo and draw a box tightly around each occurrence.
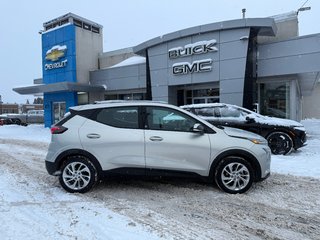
[271,119,320,178]
[0,124,51,143]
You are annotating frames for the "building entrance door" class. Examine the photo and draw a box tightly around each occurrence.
[52,102,66,123]
[259,82,290,119]
[185,88,219,105]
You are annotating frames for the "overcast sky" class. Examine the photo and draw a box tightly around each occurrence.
[1,0,319,104]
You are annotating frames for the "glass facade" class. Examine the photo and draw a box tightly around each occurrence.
[259,81,290,119]
[77,92,89,105]
[105,92,146,101]
[52,102,66,123]
[186,88,219,104]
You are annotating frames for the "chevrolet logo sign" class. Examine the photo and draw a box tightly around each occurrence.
[45,45,67,61]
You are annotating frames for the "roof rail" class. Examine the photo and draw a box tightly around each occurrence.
[94,100,127,104]
[94,100,168,104]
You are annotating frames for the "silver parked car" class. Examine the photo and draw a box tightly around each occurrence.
[45,101,271,194]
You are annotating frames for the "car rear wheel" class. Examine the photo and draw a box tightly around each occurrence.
[13,118,21,125]
[59,156,98,193]
[215,157,254,194]
[267,132,293,155]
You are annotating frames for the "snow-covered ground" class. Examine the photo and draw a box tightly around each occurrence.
[0,119,319,239]
[271,119,320,178]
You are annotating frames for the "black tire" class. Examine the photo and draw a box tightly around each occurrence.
[59,156,98,193]
[13,118,21,125]
[215,157,254,194]
[266,131,293,155]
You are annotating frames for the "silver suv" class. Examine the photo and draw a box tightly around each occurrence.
[45,101,271,194]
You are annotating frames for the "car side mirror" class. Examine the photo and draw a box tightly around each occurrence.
[246,116,255,123]
[192,123,204,133]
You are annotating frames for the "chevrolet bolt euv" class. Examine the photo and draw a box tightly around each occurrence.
[45,101,271,194]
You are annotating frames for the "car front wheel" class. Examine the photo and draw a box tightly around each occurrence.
[59,156,98,193]
[215,157,254,194]
[267,132,293,155]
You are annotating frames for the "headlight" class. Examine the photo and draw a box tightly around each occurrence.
[248,137,268,145]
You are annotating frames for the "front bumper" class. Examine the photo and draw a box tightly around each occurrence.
[251,144,271,181]
[292,129,307,149]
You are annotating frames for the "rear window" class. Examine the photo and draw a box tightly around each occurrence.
[95,107,139,129]
[54,112,73,126]
[55,109,97,126]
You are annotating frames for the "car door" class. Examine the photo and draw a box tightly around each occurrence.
[144,106,211,176]
[79,106,145,170]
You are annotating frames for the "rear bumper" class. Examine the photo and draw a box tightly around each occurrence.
[257,172,270,182]
[45,160,61,176]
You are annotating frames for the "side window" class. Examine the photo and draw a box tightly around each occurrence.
[239,109,250,118]
[96,107,139,129]
[213,107,221,117]
[146,107,197,132]
[218,106,246,122]
[219,106,241,118]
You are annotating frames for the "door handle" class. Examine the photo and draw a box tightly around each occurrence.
[87,133,101,139]
[149,136,163,141]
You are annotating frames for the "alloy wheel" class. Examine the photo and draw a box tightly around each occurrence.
[220,162,250,191]
[62,162,91,191]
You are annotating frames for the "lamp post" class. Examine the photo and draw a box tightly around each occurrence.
[297,6,311,15]
[242,8,246,19]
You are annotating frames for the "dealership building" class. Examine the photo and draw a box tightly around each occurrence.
[14,12,320,127]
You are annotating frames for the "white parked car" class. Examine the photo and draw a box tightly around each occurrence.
[45,101,271,194]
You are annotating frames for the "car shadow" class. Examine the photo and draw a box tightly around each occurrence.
[94,175,216,192]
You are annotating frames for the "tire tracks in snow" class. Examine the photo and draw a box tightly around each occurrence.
[85,175,320,240]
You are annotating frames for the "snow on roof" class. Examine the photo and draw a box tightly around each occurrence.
[46,45,67,55]
[108,56,146,68]
[180,103,303,127]
[180,103,226,108]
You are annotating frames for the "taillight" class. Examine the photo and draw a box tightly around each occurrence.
[51,125,68,134]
